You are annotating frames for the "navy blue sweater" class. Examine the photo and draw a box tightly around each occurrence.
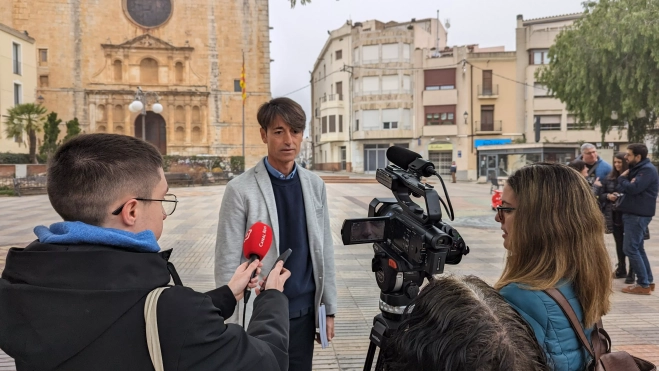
[268,173,316,318]
[617,158,659,217]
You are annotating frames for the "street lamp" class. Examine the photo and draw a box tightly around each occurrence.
[37,95,44,105]
[611,111,618,120]
[463,111,468,125]
[128,87,163,141]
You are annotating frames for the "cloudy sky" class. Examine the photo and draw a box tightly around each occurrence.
[268,0,584,136]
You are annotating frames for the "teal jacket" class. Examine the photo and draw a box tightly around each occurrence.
[500,282,592,371]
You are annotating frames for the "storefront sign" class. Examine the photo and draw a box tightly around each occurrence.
[474,138,512,147]
[428,143,453,151]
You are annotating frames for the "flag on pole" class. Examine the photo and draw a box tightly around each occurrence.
[240,58,246,105]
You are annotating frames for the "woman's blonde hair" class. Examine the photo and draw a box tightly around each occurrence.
[494,163,611,327]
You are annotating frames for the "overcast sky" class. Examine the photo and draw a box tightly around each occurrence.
[268,0,584,137]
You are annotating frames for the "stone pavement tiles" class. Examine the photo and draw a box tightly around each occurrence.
[1,181,659,369]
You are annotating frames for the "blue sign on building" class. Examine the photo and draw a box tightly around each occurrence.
[474,138,512,147]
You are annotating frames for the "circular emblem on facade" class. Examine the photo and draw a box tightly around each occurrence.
[124,0,173,29]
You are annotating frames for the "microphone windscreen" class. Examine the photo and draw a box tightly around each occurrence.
[386,146,421,169]
[243,221,273,260]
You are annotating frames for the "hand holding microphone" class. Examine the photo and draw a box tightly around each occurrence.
[238,222,273,304]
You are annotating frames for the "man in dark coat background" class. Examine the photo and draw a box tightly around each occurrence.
[0,134,291,370]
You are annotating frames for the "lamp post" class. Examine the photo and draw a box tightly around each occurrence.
[128,87,163,141]
[463,111,468,125]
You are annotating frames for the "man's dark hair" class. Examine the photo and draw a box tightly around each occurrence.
[47,133,163,226]
[256,97,306,132]
[627,143,648,161]
[567,159,587,173]
[384,275,549,371]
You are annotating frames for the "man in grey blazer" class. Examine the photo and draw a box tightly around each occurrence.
[215,97,337,371]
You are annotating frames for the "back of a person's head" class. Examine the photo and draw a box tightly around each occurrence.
[384,275,549,371]
[567,159,586,173]
[48,134,163,226]
[495,163,611,326]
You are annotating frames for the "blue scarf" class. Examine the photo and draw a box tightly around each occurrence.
[34,221,161,253]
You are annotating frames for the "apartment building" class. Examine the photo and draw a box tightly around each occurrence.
[311,18,446,172]
[0,23,37,153]
[414,45,517,180]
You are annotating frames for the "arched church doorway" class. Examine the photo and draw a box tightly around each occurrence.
[134,112,167,154]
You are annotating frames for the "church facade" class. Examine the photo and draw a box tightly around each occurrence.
[0,0,271,164]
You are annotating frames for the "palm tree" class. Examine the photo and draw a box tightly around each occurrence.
[4,103,48,164]
[289,0,310,8]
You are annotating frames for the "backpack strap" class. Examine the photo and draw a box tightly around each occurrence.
[145,287,169,371]
[543,288,600,361]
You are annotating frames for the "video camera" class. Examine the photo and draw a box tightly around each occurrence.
[340,146,470,371]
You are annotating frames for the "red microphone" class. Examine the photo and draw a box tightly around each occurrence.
[243,221,273,264]
[241,222,273,307]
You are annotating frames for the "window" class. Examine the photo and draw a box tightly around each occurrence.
[402,109,412,129]
[363,76,379,94]
[234,79,241,92]
[335,50,342,60]
[363,110,380,130]
[355,119,359,131]
[355,111,360,131]
[382,43,398,61]
[363,45,379,63]
[425,105,455,125]
[480,105,494,131]
[354,47,360,63]
[567,115,594,130]
[534,83,549,97]
[113,60,123,82]
[424,68,455,90]
[39,75,49,87]
[382,109,399,129]
[12,42,21,75]
[402,75,411,92]
[536,115,561,131]
[339,115,343,132]
[322,116,327,133]
[329,115,336,132]
[175,62,184,84]
[39,49,48,63]
[13,83,22,105]
[482,70,493,95]
[403,44,411,60]
[335,81,343,99]
[530,50,550,65]
[382,75,398,93]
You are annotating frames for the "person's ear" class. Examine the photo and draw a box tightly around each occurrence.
[260,127,267,144]
[119,199,139,226]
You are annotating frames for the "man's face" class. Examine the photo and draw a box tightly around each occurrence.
[626,149,641,167]
[581,147,598,165]
[260,116,303,166]
[137,168,169,240]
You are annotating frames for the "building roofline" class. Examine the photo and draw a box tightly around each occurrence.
[0,23,35,43]
[312,23,352,73]
[521,13,582,25]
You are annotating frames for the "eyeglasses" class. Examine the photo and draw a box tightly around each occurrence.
[496,206,516,221]
[111,193,178,216]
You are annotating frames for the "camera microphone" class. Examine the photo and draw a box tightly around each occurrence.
[386,146,438,178]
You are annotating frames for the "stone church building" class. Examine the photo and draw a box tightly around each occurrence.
[0,0,271,164]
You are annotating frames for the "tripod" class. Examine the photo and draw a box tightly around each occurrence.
[363,313,401,371]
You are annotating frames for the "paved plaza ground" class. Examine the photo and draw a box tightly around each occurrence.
[1,178,659,370]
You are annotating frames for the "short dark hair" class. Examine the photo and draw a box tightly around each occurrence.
[256,97,306,132]
[567,159,587,173]
[47,134,163,226]
[627,143,648,160]
[384,275,549,371]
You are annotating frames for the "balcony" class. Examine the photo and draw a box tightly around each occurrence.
[423,89,458,106]
[422,124,458,137]
[320,94,345,111]
[475,120,503,133]
[353,128,414,140]
[320,131,349,142]
[478,85,499,99]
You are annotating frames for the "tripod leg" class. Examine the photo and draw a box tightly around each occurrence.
[374,348,386,371]
[363,341,377,371]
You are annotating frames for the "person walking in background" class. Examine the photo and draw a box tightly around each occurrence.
[579,143,612,186]
[494,163,612,370]
[450,161,457,183]
[595,153,630,280]
[616,143,658,295]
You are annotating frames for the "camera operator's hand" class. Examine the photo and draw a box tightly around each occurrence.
[608,193,618,202]
[227,260,262,302]
[255,260,290,295]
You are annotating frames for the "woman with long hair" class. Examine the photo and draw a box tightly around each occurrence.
[595,153,630,280]
[494,163,612,371]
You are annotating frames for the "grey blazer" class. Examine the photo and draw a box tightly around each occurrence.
[214,158,337,326]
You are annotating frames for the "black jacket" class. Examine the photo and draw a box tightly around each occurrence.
[595,176,621,232]
[0,242,289,371]
[617,158,659,217]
